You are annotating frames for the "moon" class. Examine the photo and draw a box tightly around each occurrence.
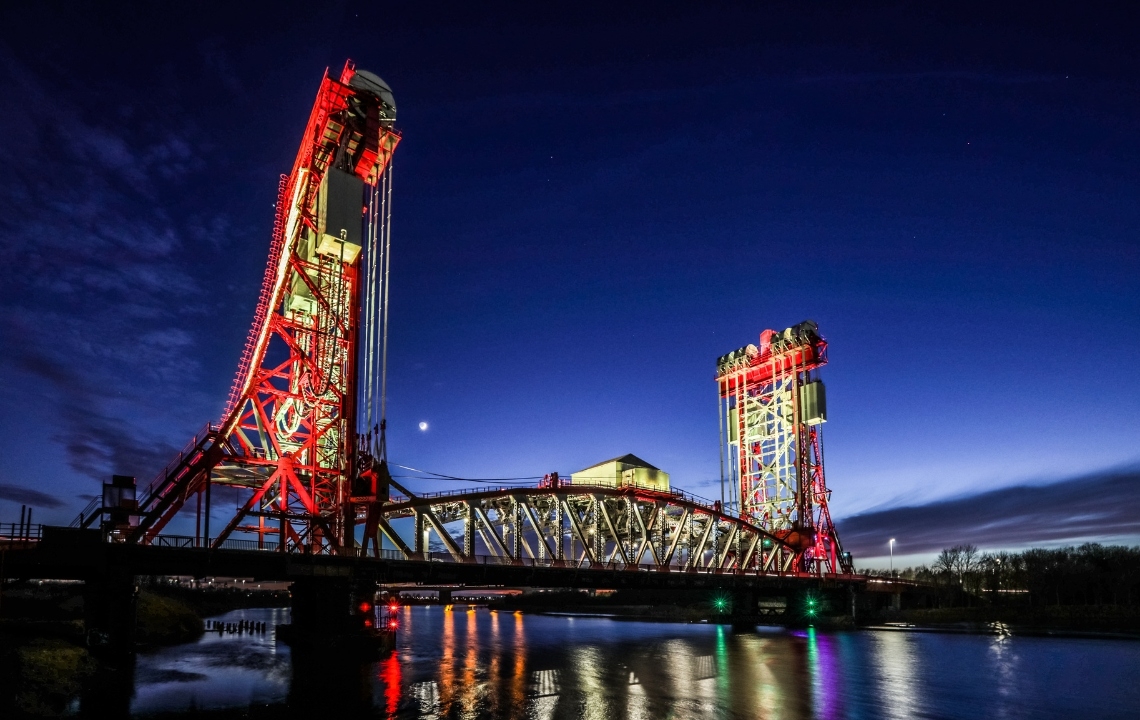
[418,421,428,431]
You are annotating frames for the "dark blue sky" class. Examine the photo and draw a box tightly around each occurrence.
[1,2,1137,562]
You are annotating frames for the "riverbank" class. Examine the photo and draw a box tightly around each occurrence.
[866,605,1140,639]
[0,581,289,716]
[488,590,1140,637]
[0,590,201,715]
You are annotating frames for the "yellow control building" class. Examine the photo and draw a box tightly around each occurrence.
[570,454,670,492]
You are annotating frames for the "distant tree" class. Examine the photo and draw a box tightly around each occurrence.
[934,547,960,582]
[865,544,1140,609]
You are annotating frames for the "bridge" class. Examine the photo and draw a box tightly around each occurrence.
[2,521,891,651]
[2,60,881,649]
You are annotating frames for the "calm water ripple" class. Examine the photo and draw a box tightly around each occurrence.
[124,606,1140,719]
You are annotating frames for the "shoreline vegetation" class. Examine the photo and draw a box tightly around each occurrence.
[485,543,1140,638]
[860,543,1140,607]
[0,580,288,716]
[859,543,1140,636]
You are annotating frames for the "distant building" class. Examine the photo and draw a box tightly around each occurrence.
[570,454,670,492]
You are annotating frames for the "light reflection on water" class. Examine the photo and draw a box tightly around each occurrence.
[869,630,918,720]
[132,607,291,714]
[127,605,1140,719]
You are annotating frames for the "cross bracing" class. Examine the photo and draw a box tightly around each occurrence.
[716,321,854,575]
[371,484,801,574]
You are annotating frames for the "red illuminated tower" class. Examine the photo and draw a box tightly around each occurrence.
[113,61,400,554]
[716,321,853,574]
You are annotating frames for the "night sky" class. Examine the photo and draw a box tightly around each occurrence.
[1,2,1137,565]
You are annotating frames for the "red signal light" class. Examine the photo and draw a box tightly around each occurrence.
[364,619,373,628]
[388,603,398,612]
[389,620,398,628]
[359,601,372,613]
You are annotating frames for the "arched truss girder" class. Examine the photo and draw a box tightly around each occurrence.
[369,485,830,576]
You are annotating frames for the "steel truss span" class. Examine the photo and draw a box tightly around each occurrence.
[371,483,815,575]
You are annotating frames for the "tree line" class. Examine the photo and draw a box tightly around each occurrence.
[863,543,1140,607]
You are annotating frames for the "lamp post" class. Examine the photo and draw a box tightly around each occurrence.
[889,538,896,575]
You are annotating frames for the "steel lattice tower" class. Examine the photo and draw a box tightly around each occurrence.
[105,61,401,554]
[208,62,400,553]
[716,321,853,574]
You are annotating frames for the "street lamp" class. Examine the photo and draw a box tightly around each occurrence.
[889,538,896,575]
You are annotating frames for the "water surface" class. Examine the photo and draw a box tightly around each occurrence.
[127,606,1140,718]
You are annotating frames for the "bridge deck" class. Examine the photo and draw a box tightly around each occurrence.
[2,526,875,594]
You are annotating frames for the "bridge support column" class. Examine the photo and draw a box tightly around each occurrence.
[83,571,139,652]
[730,588,758,630]
[438,588,453,605]
[289,577,369,633]
[281,578,390,652]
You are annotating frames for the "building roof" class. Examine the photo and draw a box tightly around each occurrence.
[575,454,660,473]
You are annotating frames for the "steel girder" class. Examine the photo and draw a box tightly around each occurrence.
[370,485,800,574]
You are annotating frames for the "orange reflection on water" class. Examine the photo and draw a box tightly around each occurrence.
[487,611,502,717]
[437,604,456,714]
[511,611,526,714]
[460,607,480,711]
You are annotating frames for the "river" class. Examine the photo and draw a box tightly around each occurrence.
[122,606,1139,718]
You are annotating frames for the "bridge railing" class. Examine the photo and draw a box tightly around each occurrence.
[0,522,42,545]
[144,535,404,558]
[137,422,217,511]
[564,480,721,510]
[216,538,278,552]
[401,480,722,513]
[147,535,284,553]
[412,551,857,578]
[393,486,525,502]
[70,497,102,529]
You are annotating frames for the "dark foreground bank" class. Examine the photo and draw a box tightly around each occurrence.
[0,581,288,716]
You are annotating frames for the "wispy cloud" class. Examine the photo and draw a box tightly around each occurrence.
[0,483,65,509]
[0,50,217,483]
[836,469,1140,558]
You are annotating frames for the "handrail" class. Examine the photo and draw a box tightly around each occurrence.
[565,480,720,509]
[401,480,720,511]
[409,486,523,501]
[137,423,217,511]
[70,497,102,528]
[0,522,42,541]
[64,424,217,530]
